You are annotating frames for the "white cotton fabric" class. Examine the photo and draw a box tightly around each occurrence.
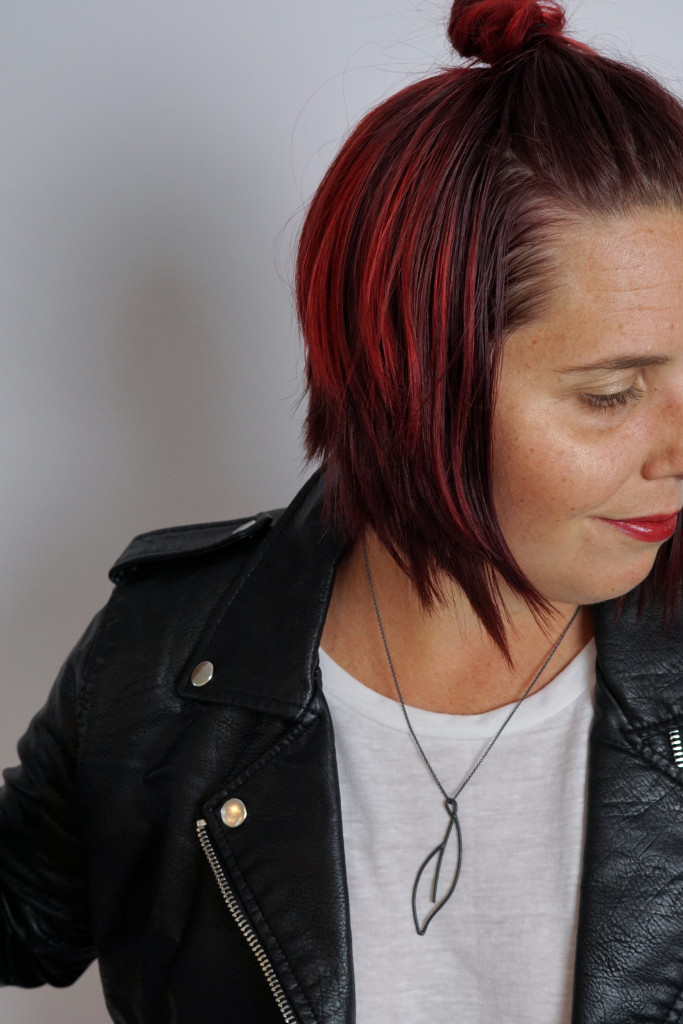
[319,638,597,1024]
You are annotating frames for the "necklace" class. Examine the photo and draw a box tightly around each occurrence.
[361,537,581,935]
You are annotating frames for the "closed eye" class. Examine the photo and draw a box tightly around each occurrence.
[579,383,645,412]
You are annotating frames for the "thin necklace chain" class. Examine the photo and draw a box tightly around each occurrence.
[361,537,581,804]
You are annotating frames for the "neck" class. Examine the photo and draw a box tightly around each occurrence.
[320,532,593,715]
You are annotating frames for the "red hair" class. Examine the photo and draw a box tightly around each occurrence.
[295,0,683,653]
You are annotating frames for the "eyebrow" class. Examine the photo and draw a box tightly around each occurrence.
[558,354,671,373]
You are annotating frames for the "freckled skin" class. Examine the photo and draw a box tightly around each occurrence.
[492,209,683,605]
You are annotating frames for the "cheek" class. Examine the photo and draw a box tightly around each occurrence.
[491,421,655,604]
[492,414,638,536]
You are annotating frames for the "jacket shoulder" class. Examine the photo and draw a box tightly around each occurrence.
[108,509,278,585]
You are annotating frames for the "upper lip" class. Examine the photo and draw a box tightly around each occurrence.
[603,511,681,523]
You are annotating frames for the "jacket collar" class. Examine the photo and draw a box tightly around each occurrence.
[179,470,345,717]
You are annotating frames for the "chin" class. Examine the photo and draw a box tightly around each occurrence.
[539,547,662,607]
[561,561,659,606]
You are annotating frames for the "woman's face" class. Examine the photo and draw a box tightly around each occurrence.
[492,209,683,606]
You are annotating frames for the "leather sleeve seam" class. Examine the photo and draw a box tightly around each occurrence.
[74,601,114,768]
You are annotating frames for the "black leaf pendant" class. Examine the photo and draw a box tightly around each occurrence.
[412,797,462,935]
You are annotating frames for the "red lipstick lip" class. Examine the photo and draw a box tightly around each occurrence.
[600,512,680,542]
[614,512,681,523]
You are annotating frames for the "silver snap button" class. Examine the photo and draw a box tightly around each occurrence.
[191,661,214,687]
[221,798,247,828]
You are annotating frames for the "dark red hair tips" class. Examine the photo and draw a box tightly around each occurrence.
[295,0,683,654]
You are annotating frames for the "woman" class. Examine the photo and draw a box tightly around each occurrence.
[1,0,683,1021]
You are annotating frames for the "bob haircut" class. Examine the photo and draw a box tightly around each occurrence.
[295,0,683,655]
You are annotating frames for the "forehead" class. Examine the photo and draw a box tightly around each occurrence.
[560,210,683,296]
[505,209,683,372]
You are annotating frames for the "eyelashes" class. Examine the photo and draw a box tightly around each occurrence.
[579,383,645,412]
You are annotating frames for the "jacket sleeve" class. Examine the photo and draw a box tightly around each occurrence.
[0,608,104,988]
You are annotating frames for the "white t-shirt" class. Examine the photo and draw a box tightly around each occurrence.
[319,639,597,1024]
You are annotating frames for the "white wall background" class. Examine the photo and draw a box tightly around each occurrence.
[0,1,680,1020]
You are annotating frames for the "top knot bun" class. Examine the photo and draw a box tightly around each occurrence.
[448,0,566,65]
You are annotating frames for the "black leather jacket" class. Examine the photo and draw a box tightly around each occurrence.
[1,471,683,1024]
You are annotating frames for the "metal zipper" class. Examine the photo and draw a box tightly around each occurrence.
[670,729,683,768]
[196,818,299,1024]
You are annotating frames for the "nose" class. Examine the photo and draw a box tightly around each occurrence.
[641,386,683,482]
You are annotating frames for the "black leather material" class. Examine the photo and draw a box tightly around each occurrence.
[1,468,683,1022]
[573,597,683,1024]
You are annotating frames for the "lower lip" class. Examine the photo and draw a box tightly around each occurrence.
[600,514,679,543]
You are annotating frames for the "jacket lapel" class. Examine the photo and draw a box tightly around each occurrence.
[181,472,355,1024]
[200,678,354,1024]
[572,591,683,1024]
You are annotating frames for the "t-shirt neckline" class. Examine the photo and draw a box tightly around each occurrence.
[319,638,596,740]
